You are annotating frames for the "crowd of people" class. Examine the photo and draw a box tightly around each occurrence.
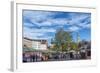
[23,50,90,62]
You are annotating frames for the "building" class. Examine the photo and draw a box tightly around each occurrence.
[23,37,48,51]
[23,37,33,49]
[78,40,91,59]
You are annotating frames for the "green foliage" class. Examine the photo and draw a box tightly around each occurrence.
[51,28,73,52]
[70,42,77,51]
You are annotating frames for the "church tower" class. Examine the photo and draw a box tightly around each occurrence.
[77,32,80,44]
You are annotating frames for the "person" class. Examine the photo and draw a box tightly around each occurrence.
[31,54,35,62]
[23,53,27,62]
[70,52,74,59]
[80,52,86,59]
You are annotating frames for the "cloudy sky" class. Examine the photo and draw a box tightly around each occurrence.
[23,10,91,45]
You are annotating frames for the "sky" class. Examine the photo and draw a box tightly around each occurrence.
[23,10,91,45]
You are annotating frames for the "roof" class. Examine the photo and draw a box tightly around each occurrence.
[23,37,47,42]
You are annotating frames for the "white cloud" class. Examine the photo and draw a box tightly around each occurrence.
[24,10,91,31]
[32,19,53,27]
[23,10,55,23]
[50,18,70,25]
[24,26,56,33]
[23,10,91,41]
[68,14,91,29]
[31,28,56,33]
[68,26,80,31]
[77,23,91,28]
[24,22,34,27]
[40,20,52,26]
[23,10,72,27]
[23,27,55,39]
[69,16,89,24]
[24,30,45,39]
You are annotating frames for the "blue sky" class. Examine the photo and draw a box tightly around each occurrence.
[23,10,91,45]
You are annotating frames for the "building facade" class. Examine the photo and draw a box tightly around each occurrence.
[23,37,48,51]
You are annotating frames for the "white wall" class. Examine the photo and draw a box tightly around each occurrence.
[0,0,100,73]
[32,41,47,50]
[39,44,47,50]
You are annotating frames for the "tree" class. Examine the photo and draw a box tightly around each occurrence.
[70,42,78,51]
[51,28,72,52]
